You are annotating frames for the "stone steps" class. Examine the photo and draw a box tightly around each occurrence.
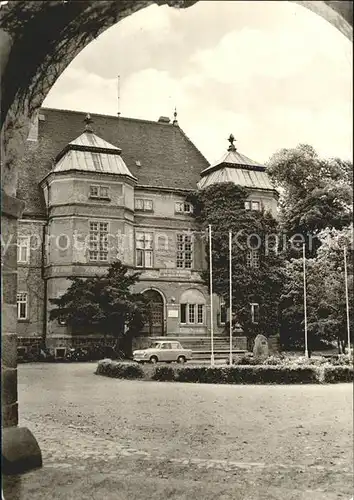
[191,350,246,360]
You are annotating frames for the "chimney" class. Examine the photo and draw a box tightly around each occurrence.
[158,116,170,124]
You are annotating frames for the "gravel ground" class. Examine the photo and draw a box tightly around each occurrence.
[3,362,353,500]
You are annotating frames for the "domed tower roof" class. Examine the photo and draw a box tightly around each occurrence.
[197,134,273,191]
[52,114,137,180]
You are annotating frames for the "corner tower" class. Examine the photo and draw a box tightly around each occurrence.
[39,115,137,348]
[198,135,278,216]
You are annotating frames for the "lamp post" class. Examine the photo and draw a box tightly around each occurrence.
[344,246,351,357]
[229,231,233,366]
[209,225,215,367]
[303,243,309,358]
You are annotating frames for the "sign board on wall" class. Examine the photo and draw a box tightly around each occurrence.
[159,269,191,279]
[168,310,179,318]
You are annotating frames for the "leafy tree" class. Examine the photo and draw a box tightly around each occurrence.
[266,144,352,256]
[188,183,285,341]
[280,225,353,353]
[49,261,149,354]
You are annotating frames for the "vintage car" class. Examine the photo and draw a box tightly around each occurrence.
[133,341,192,364]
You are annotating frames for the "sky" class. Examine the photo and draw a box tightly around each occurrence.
[43,1,353,165]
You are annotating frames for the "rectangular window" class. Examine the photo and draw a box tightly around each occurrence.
[135,199,153,211]
[144,199,153,211]
[136,232,153,268]
[89,185,110,199]
[135,199,144,210]
[245,201,261,211]
[100,186,109,199]
[180,303,204,324]
[89,221,109,262]
[17,292,28,320]
[176,234,193,269]
[180,304,187,324]
[175,202,193,214]
[17,236,30,263]
[220,299,227,325]
[251,303,260,324]
[246,250,260,268]
[188,304,195,324]
[197,304,204,324]
[90,185,99,197]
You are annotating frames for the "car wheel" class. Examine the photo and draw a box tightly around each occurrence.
[177,356,186,364]
[150,356,158,364]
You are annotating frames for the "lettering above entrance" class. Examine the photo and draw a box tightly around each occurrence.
[159,269,191,278]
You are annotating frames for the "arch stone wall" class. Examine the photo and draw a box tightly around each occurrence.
[0,0,352,474]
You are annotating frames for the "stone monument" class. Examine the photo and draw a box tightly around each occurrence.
[253,334,269,362]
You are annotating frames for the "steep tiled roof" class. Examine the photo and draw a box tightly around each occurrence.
[198,167,274,190]
[51,130,136,179]
[200,149,264,175]
[18,107,209,216]
[198,134,274,192]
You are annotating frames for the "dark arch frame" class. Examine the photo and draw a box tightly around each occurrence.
[0,0,352,475]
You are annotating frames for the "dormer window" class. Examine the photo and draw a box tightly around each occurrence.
[135,199,153,212]
[89,185,110,200]
[175,202,193,214]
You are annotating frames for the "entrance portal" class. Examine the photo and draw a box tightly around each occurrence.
[143,289,164,336]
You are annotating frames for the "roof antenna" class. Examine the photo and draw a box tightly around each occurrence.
[117,75,121,117]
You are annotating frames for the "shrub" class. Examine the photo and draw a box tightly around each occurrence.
[263,355,285,366]
[95,360,144,379]
[323,366,354,383]
[174,367,208,383]
[152,366,176,381]
[155,365,320,385]
[226,366,319,384]
[330,354,353,366]
[95,360,353,385]
[233,355,259,366]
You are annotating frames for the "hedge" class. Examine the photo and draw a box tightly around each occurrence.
[95,360,144,379]
[96,360,353,384]
[153,365,320,384]
[323,366,354,383]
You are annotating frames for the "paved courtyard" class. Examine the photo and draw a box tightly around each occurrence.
[3,363,353,500]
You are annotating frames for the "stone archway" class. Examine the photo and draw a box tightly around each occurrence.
[0,0,352,475]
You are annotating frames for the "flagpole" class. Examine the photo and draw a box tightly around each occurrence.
[344,246,351,357]
[303,243,309,358]
[229,231,233,366]
[209,225,215,367]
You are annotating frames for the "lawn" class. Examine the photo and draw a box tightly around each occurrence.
[3,362,353,500]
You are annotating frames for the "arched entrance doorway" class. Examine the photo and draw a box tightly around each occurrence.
[143,289,165,336]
